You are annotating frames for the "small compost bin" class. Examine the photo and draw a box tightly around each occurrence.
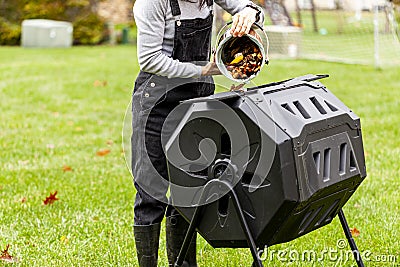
[21,19,73,48]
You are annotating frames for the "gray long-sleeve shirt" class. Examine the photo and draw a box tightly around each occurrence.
[133,0,263,79]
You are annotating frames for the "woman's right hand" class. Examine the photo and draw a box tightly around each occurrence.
[201,62,222,76]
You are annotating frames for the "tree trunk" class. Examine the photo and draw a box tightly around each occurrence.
[295,0,302,26]
[310,0,318,33]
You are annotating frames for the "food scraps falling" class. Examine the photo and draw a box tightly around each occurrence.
[223,36,263,80]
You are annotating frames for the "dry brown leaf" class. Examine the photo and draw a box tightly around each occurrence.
[96,149,111,156]
[0,244,18,263]
[106,140,113,145]
[43,191,59,205]
[62,165,73,172]
[93,80,108,87]
[350,227,360,237]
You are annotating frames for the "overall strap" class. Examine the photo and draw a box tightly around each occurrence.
[169,0,181,17]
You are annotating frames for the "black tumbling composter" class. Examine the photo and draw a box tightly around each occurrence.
[164,74,367,267]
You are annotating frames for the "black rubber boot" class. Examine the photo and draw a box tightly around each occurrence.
[166,215,197,267]
[134,223,161,267]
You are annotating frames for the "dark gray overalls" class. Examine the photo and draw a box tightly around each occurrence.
[132,0,214,226]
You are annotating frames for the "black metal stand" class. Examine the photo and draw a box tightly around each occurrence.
[174,179,263,267]
[173,180,364,267]
[338,209,365,267]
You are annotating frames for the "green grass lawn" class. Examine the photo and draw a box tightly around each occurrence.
[0,45,399,266]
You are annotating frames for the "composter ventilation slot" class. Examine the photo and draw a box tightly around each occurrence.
[281,103,296,115]
[298,209,313,234]
[324,100,338,112]
[350,150,357,172]
[316,199,340,226]
[339,143,347,175]
[293,101,311,119]
[310,97,327,114]
[313,152,321,174]
[323,148,331,182]
[298,206,323,234]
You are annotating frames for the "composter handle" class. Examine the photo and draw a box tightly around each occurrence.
[216,21,265,41]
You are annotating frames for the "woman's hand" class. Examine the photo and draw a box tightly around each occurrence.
[201,62,222,76]
[230,6,258,37]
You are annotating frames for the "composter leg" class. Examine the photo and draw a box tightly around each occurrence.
[174,205,204,267]
[175,179,263,267]
[338,209,365,267]
[174,181,218,267]
[228,187,263,267]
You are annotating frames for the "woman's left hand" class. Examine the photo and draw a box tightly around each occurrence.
[201,62,222,76]
[230,7,258,37]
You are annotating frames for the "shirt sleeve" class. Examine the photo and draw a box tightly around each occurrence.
[214,0,265,25]
[133,0,202,79]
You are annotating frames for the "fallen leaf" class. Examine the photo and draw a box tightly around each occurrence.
[62,165,73,172]
[106,140,113,145]
[43,191,59,205]
[96,149,111,157]
[350,227,360,237]
[0,244,18,263]
[93,80,108,87]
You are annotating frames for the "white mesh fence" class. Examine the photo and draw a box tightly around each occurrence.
[266,0,400,67]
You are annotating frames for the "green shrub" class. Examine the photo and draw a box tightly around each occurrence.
[73,13,106,45]
[0,18,21,46]
[22,2,66,20]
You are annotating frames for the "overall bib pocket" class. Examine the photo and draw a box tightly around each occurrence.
[173,24,212,62]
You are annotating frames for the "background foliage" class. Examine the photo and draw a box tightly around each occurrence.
[0,0,106,45]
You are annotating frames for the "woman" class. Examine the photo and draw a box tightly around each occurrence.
[132,0,264,266]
